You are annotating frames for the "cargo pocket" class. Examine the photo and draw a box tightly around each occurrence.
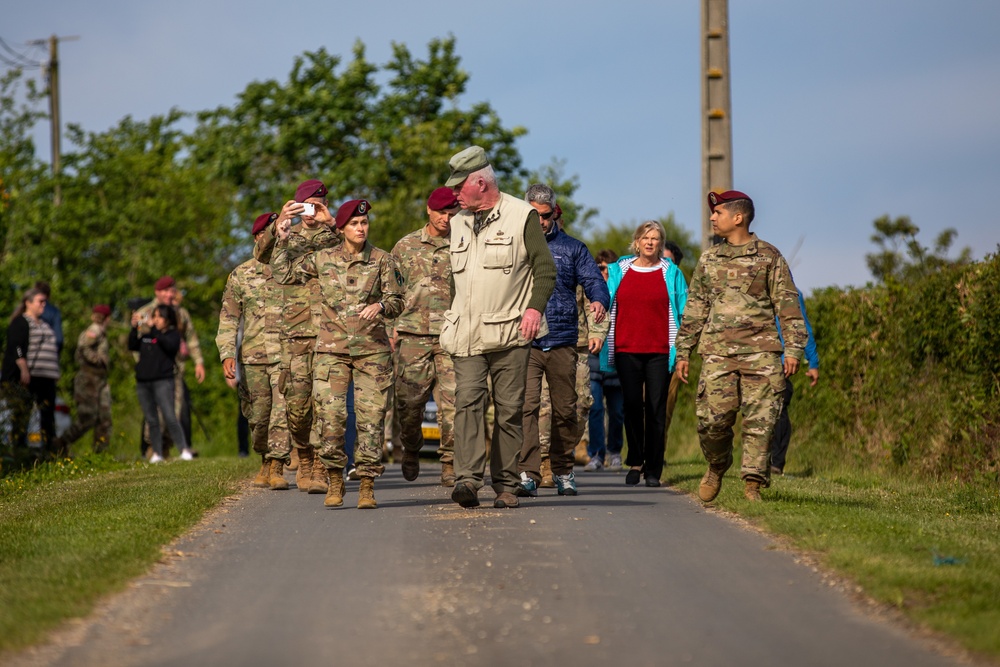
[768,371,786,397]
[483,235,513,271]
[481,309,520,349]
[451,243,470,274]
[439,310,460,355]
[277,368,290,395]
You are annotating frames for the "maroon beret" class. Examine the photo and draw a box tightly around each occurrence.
[553,203,563,219]
[707,190,753,212]
[335,199,371,229]
[294,179,328,203]
[252,212,278,236]
[427,187,459,211]
[93,304,112,317]
[154,275,175,291]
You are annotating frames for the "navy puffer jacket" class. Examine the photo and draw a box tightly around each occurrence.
[534,228,610,349]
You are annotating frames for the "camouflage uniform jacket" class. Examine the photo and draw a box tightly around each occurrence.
[389,226,451,336]
[255,222,342,340]
[272,239,405,356]
[216,258,283,365]
[576,285,609,348]
[75,323,109,377]
[674,234,807,361]
[133,300,203,366]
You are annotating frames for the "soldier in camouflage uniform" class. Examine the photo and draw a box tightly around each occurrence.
[134,276,205,457]
[218,213,291,490]
[389,187,459,487]
[674,190,807,502]
[272,199,404,510]
[255,179,342,493]
[53,305,113,455]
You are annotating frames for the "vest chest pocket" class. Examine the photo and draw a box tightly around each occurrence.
[451,243,470,274]
[483,236,513,271]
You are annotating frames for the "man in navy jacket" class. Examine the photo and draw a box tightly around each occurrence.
[516,184,610,497]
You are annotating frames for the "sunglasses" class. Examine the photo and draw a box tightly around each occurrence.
[539,210,555,220]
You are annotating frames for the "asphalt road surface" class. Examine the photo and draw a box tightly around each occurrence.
[14,463,967,667]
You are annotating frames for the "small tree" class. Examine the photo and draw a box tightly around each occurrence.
[865,214,971,283]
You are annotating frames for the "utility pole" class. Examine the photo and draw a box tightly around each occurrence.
[28,34,79,206]
[700,0,733,249]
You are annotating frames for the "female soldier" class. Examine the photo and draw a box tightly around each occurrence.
[272,199,403,509]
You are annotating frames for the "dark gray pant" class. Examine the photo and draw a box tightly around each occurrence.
[520,345,578,481]
[136,378,187,457]
[452,346,530,495]
[769,381,795,471]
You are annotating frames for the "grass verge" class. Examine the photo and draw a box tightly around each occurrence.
[665,458,1000,659]
[0,454,254,655]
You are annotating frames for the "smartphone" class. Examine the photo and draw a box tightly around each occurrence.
[301,203,316,217]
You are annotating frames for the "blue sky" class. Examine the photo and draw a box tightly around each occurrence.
[4,0,999,292]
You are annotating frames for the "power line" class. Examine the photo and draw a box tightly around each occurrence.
[0,35,43,68]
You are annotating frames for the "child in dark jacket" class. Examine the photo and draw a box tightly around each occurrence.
[128,305,192,462]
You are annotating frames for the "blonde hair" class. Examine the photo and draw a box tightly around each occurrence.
[631,220,665,256]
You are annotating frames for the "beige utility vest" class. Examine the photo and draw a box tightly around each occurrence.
[441,193,547,357]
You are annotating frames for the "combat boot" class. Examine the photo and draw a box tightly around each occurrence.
[324,468,345,507]
[440,461,456,487]
[401,448,420,481]
[698,464,728,502]
[253,455,270,488]
[309,458,330,494]
[295,447,314,492]
[286,447,299,471]
[268,459,289,490]
[539,458,556,488]
[744,480,762,502]
[357,477,377,509]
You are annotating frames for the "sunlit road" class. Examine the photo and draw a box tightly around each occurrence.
[23,464,961,667]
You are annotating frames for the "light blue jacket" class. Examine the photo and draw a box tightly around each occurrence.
[600,256,687,372]
[778,292,819,369]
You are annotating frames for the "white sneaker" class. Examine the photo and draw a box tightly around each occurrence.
[583,458,604,472]
[180,449,194,461]
[607,455,623,471]
[149,453,164,464]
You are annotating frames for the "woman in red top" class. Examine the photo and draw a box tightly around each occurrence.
[603,221,687,486]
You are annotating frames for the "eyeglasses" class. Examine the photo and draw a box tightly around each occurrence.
[598,264,607,270]
[538,210,555,220]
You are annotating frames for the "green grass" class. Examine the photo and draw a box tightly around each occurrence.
[665,458,1000,658]
[0,454,254,655]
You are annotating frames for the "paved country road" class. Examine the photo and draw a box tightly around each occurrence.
[8,466,970,667]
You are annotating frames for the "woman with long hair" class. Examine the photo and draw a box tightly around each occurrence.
[128,304,193,463]
[601,222,687,486]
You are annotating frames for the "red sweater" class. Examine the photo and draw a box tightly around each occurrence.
[615,268,673,354]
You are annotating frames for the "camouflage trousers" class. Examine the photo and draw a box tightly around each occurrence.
[393,333,455,462]
[537,345,592,460]
[696,352,785,484]
[521,346,578,480]
[312,352,390,478]
[241,362,292,461]
[60,371,111,453]
[280,337,316,451]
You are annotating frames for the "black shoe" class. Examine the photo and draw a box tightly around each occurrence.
[645,476,661,487]
[451,481,480,508]
[625,469,641,486]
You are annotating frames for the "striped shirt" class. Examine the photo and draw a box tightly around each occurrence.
[27,317,60,380]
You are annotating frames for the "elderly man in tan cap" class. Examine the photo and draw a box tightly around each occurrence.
[440,146,557,509]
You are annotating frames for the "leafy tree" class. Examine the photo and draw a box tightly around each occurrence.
[865,214,971,283]
[0,67,48,307]
[189,37,530,251]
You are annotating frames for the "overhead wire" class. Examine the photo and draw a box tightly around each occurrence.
[0,35,43,69]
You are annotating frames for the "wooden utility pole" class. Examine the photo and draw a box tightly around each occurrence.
[700,0,733,249]
[29,34,79,206]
